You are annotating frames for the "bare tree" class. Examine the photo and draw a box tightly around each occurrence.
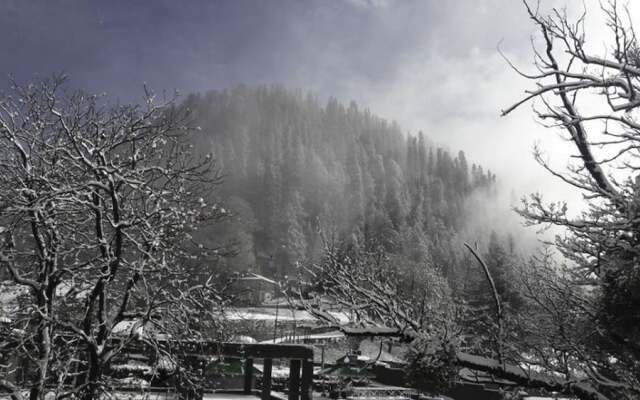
[0,77,231,400]
[298,241,621,400]
[291,3,640,399]
[500,1,640,398]
[297,246,457,341]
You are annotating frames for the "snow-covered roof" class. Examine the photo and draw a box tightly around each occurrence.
[231,335,258,343]
[112,320,146,337]
[0,282,30,322]
[223,307,350,324]
[260,330,345,344]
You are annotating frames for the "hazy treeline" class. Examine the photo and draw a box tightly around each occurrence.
[182,85,504,293]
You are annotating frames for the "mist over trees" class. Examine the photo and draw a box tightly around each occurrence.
[4,0,640,399]
[0,79,528,400]
[180,86,501,290]
[296,2,640,399]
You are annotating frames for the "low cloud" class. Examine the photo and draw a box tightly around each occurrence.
[1,0,620,221]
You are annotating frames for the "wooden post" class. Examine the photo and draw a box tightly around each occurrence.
[244,358,254,394]
[301,359,313,400]
[289,359,301,400]
[261,358,273,400]
[320,345,326,395]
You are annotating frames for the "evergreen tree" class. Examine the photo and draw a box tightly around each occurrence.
[177,86,498,284]
[484,231,522,310]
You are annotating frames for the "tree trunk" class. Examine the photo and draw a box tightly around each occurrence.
[80,349,102,400]
[30,324,51,400]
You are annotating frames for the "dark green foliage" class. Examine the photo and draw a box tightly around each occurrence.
[460,231,524,360]
[484,231,523,310]
[464,231,522,310]
[599,262,640,351]
[406,336,459,393]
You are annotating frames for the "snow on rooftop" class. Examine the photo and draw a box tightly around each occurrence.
[231,335,258,343]
[223,308,350,324]
[260,330,344,344]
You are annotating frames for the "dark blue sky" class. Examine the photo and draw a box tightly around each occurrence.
[2,1,327,98]
[2,1,393,98]
[1,0,581,204]
[0,1,533,102]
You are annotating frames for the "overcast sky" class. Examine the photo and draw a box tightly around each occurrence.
[2,0,635,213]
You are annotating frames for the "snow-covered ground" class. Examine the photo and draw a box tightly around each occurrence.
[0,392,174,400]
[523,397,575,400]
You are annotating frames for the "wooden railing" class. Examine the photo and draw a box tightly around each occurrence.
[131,340,314,400]
[1,335,315,400]
[220,342,314,400]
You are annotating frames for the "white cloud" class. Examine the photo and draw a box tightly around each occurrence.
[342,0,394,9]
[297,0,635,217]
